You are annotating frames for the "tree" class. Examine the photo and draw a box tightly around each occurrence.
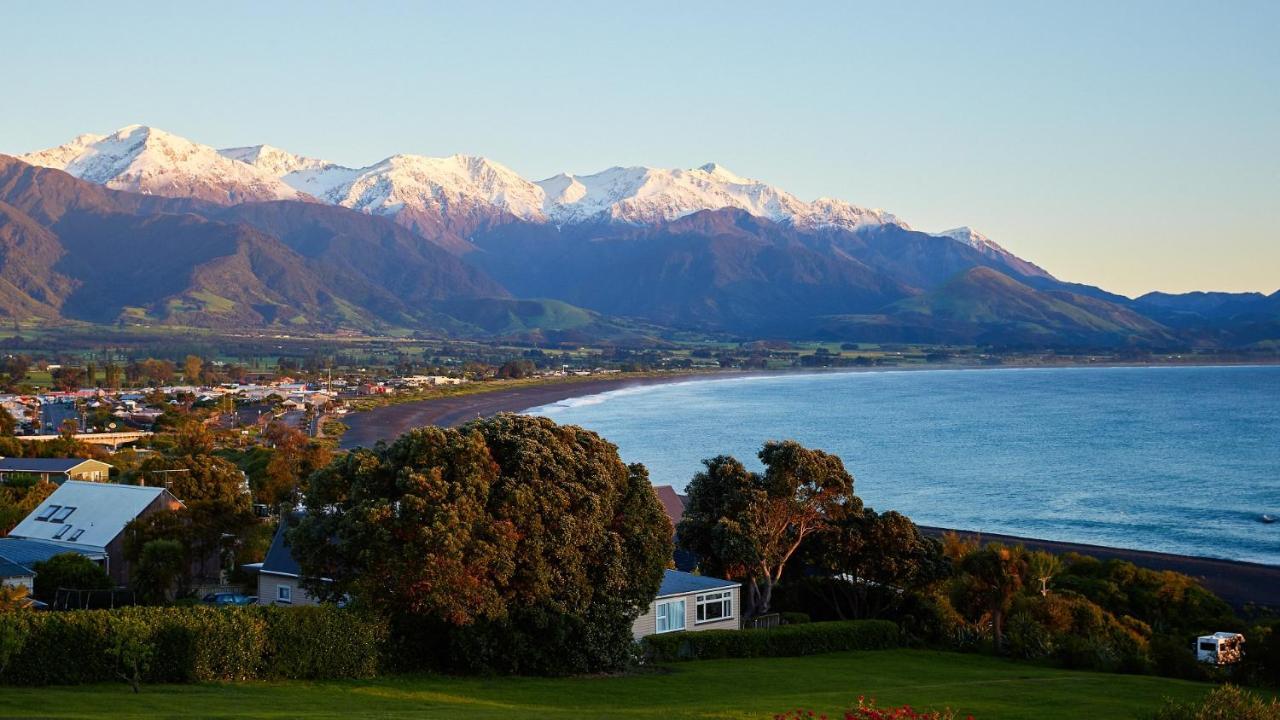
[956,543,1026,652]
[85,361,97,387]
[103,362,121,389]
[132,539,186,605]
[678,441,856,619]
[1027,551,1060,597]
[31,553,111,605]
[259,421,331,506]
[51,366,86,392]
[291,414,672,674]
[810,508,949,619]
[106,614,153,693]
[182,355,203,385]
[0,407,15,437]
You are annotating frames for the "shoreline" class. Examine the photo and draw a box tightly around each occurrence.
[339,360,1273,449]
[338,364,1280,605]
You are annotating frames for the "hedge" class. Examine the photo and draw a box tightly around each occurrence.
[641,619,900,662]
[0,605,385,686]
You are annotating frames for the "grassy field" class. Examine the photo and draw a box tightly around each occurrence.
[0,650,1215,720]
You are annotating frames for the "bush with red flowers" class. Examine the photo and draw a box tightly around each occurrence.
[774,696,972,720]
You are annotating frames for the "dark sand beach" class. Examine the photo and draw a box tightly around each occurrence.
[340,372,1280,609]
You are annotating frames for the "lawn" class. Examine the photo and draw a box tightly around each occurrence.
[0,650,1215,720]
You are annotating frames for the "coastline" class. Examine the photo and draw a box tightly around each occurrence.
[338,364,1280,606]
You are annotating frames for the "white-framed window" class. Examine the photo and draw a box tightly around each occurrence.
[655,599,686,633]
[696,590,734,624]
[277,583,293,604]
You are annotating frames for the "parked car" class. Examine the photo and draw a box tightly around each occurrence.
[201,592,258,606]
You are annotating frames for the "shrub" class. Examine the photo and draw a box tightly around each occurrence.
[0,605,381,686]
[260,605,385,679]
[1006,613,1054,660]
[1150,684,1280,720]
[642,619,899,663]
[776,696,970,719]
[781,612,811,625]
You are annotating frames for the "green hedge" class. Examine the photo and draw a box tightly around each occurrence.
[641,619,900,662]
[0,605,385,686]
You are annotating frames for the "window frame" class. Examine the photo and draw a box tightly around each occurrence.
[52,525,72,540]
[277,583,293,604]
[68,528,85,542]
[50,506,76,523]
[655,598,686,634]
[695,589,734,624]
[35,504,61,521]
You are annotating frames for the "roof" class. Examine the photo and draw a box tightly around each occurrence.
[656,570,738,598]
[653,485,686,529]
[9,481,178,549]
[0,537,107,566]
[0,457,104,473]
[261,517,303,577]
[0,555,34,578]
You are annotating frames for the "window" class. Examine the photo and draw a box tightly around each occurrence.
[69,529,84,542]
[1200,641,1217,652]
[696,590,734,623]
[277,584,293,604]
[50,506,76,523]
[655,599,686,633]
[35,505,61,521]
[52,525,72,540]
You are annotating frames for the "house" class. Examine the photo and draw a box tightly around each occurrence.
[0,555,35,591]
[0,457,113,485]
[5,481,183,585]
[653,485,698,571]
[255,517,319,606]
[632,570,740,639]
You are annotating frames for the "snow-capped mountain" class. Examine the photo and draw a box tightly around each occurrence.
[20,126,309,205]
[936,227,1052,279]
[21,126,1030,265]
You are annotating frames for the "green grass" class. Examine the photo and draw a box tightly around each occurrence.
[0,650,1213,720]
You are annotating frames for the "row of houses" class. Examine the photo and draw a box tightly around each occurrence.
[0,477,741,640]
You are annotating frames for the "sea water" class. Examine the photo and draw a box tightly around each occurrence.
[528,365,1280,564]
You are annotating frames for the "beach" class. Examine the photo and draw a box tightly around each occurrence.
[339,370,1280,609]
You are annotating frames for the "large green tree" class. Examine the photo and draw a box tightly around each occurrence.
[678,440,856,619]
[291,414,672,674]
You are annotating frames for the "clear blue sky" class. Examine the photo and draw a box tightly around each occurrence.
[5,1,1277,296]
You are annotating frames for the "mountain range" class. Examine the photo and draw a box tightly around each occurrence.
[3,125,1275,348]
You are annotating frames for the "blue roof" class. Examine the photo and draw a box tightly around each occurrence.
[0,537,107,566]
[657,570,737,597]
[0,556,32,579]
[260,516,302,577]
[0,458,97,473]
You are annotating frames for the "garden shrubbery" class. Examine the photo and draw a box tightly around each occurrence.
[642,619,900,662]
[0,605,384,686]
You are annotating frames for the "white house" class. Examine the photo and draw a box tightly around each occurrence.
[632,570,740,639]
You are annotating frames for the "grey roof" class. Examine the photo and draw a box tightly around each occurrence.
[0,556,33,578]
[261,517,303,577]
[657,569,737,598]
[0,457,97,473]
[0,537,107,566]
[9,481,176,549]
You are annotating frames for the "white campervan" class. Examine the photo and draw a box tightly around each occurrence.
[1196,632,1245,665]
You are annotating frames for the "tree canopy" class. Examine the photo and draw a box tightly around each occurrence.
[291,414,672,674]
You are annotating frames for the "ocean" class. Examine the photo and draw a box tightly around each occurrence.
[528,365,1280,565]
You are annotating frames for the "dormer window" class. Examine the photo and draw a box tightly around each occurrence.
[50,506,76,523]
[35,505,61,521]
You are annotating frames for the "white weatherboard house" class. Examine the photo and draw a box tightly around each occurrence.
[632,570,740,639]
[254,516,318,606]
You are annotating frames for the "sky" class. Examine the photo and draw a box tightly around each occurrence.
[4,1,1277,296]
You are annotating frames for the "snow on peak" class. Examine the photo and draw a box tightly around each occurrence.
[937,226,1000,252]
[24,127,912,234]
[21,126,309,205]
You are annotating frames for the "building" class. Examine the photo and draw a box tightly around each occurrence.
[653,485,698,571]
[632,570,740,639]
[255,518,319,606]
[0,457,113,485]
[4,481,183,585]
[0,555,35,591]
